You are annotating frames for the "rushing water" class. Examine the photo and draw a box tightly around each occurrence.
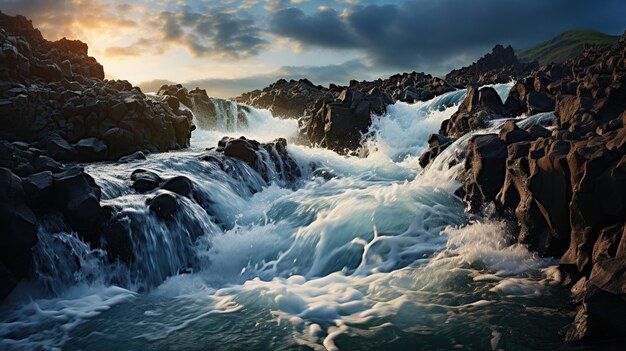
[0,83,573,351]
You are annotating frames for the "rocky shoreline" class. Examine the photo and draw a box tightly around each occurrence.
[1,10,625,348]
[435,33,626,346]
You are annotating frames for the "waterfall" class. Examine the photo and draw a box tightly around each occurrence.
[0,83,572,351]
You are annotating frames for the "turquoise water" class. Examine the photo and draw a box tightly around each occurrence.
[0,84,573,351]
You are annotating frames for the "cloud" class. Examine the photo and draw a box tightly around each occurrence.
[268,0,626,73]
[143,8,268,59]
[269,6,358,48]
[0,0,137,40]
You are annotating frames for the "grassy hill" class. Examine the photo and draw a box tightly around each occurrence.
[516,29,619,65]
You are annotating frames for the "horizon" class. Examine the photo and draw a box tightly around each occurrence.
[1,0,624,97]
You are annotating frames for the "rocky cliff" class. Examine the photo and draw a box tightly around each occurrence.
[236,73,456,153]
[435,32,626,346]
[445,44,538,87]
[0,11,194,163]
[0,12,195,300]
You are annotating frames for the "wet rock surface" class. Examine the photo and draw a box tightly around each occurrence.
[437,31,626,347]
[157,85,250,131]
[201,136,301,185]
[236,73,455,153]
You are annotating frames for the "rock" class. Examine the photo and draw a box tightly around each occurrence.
[101,214,133,264]
[566,286,626,344]
[200,137,301,187]
[236,73,452,153]
[74,137,108,161]
[440,85,509,137]
[419,133,453,168]
[21,171,54,212]
[588,255,626,296]
[445,44,538,86]
[0,12,194,163]
[118,150,147,163]
[44,134,77,161]
[157,84,192,109]
[131,170,162,194]
[0,262,17,300]
[311,168,335,181]
[462,134,507,211]
[526,91,555,114]
[455,32,626,348]
[526,124,551,139]
[0,168,38,285]
[53,167,104,243]
[102,127,135,159]
[499,120,532,145]
[224,138,258,164]
[160,176,193,198]
[148,191,178,219]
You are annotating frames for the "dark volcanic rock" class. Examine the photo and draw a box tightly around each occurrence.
[452,30,626,347]
[0,167,38,299]
[0,11,194,163]
[418,134,453,168]
[498,120,532,145]
[462,134,507,211]
[101,215,133,264]
[445,44,538,86]
[53,167,105,244]
[161,176,194,199]
[440,85,510,137]
[236,72,454,153]
[200,137,301,187]
[131,169,162,194]
[566,286,626,345]
[223,137,259,164]
[148,191,179,219]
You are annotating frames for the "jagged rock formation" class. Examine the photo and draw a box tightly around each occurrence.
[0,12,195,300]
[444,32,626,346]
[0,140,114,299]
[0,11,194,163]
[439,84,512,137]
[446,44,538,87]
[158,84,252,131]
[235,78,327,118]
[236,73,455,153]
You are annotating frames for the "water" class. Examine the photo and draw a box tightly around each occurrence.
[0,84,573,350]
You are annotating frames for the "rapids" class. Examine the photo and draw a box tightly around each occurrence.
[0,83,573,351]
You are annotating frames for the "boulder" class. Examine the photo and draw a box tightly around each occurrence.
[462,134,507,211]
[131,169,162,194]
[74,137,108,161]
[53,167,104,243]
[498,120,532,145]
[21,170,54,212]
[101,214,133,264]
[160,176,193,198]
[440,85,510,137]
[224,137,258,164]
[0,168,38,285]
[148,191,179,219]
[418,134,453,168]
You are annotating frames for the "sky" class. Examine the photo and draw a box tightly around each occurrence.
[1,0,624,97]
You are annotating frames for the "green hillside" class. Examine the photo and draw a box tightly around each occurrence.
[516,29,619,65]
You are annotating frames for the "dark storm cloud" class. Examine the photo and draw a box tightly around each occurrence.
[148,9,268,59]
[269,0,626,73]
[269,7,359,48]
